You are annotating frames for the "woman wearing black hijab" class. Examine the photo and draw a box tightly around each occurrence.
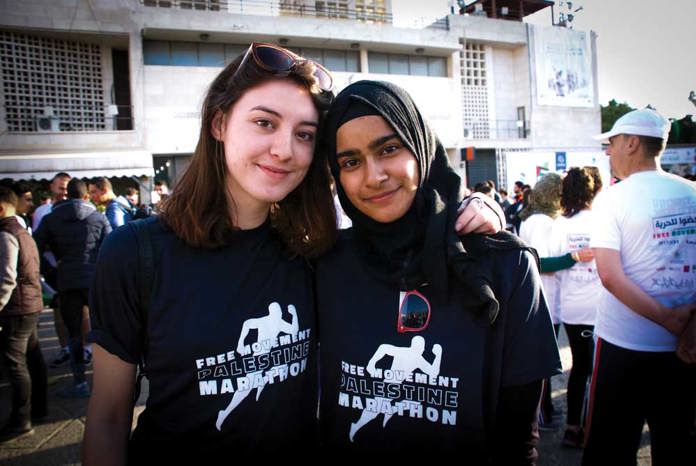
[316,81,561,461]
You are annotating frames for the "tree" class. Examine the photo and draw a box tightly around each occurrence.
[600,99,635,132]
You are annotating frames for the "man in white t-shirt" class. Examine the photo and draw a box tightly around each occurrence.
[583,109,696,466]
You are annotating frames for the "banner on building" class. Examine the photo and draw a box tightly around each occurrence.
[660,147,696,165]
[532,25,594,107]
[660,146,696,177]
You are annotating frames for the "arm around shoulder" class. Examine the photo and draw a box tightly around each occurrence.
[83,344,136,466]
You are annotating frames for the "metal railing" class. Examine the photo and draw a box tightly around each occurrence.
[463,119,530,140]
[140,0,394,24]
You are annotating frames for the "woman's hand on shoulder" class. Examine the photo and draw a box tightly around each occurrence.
[456,192,505,235]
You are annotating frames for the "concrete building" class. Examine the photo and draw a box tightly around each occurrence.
[0,0,603,195]
[455,0,606,192]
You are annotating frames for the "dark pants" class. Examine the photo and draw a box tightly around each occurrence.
[0,313,43,427]
[540,324,561,422]
[564,323,594,426]
[59,289,89,385]
[27,323,48,418]
[583,338,696,466]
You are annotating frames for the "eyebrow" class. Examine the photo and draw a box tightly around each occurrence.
[249,105,318,127]
[336,133,399,159]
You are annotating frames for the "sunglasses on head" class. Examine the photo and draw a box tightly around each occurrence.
[397,289,431,334]
[233,42,333,92]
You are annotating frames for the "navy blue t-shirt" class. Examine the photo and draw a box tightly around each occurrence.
[89,218,318,460]
[316,231,561,456]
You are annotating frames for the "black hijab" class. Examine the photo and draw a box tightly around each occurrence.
[323,80,527,324]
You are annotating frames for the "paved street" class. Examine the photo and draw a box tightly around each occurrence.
[0,307,658,464]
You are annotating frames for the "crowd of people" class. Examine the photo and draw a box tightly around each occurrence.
[0,43,694,465]
[467,109,696,464]
[0,175,168,436]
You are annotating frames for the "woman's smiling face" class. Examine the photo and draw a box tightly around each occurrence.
[336,115,419,223]
[215,78,319,214]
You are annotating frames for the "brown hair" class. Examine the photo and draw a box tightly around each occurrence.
[638,135,667,158]
[583,166,603,196]
[561,167,596,218]
[160,49,337,258]
[90,176,112,192]
[0,186,18,208]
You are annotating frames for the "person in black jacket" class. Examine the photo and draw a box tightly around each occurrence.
[316,81,561,462]
[34,179,110,397]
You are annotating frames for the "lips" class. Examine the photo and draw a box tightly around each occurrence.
[257,163,292,179]
[363,187,400,203]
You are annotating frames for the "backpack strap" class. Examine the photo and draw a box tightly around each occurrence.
[129,218,155,405]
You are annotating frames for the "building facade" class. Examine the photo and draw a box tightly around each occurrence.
[0,0,603,195]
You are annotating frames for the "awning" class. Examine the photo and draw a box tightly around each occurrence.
[0,149,155,181]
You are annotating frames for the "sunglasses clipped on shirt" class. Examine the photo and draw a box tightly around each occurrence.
[233,42,334,92]
[397,289,431,334]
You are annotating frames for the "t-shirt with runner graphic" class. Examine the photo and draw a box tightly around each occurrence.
[590,170,696,352]
[316,231,561,455]
[89,217,318,460]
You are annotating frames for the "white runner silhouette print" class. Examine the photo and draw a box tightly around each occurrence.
[215,302,299,431]
[349,336,443,441]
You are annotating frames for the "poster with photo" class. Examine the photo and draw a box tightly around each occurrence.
[533,25,595,107]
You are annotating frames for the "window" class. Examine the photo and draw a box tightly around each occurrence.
[368,52,447,77]
[315,1,349,19]
[143,40,169,65]
[355,0,388,23]
[409,55,428,76]
[280,0,308,15]
[367,52,388,73]
[198,43,224,67]
[144,0,220,9]
[0,31,106,132]
[142,40,359,72]
[225,44,247,63]
[293,47,359,72]
[144,40,247,67]
[460,42,490,138]
[428,57,446,77]
[389,54,409,75]
[170,42,198,66]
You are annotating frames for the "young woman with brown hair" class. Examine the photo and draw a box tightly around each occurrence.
[549,167,602,448]
[84,43,337,464]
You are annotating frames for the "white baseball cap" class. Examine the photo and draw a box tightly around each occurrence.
[593,108,670,143]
